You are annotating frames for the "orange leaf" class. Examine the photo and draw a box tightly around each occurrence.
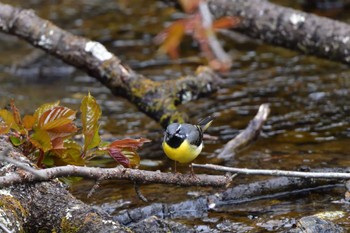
[22,115,36,130]
[34,101,60,121]
[213,16,240,29]
[38,106,76,133]
[51,137,65,150]
[156,21,186,59]
[0,123,10,134]
[10,99,22,126]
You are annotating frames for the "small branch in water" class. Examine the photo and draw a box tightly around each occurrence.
[217,103,270,160]
[192,163,350,179]
[134,182,148,203]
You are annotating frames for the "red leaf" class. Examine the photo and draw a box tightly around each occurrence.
[106,138,150,168]
[107,147,130,168]
[109,138,151,150]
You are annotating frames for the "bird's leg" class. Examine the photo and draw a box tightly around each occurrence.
[189,164,195,176]
[174,160,177,173]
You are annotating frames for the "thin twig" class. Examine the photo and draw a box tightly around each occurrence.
[87,177,104,198]
[192,163,350,179]
[198,1,231,68]
[0,222,12,233]
[134,182,148,203]
[218,103,270,160]
[0,148,45,178]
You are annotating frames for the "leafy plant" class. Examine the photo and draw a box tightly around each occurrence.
[0,94,150,168]
[154,0,240,72]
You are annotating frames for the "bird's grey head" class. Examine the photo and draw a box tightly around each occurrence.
[164,123,185,148]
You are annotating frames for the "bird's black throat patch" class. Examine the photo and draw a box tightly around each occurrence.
[166,135,184,148]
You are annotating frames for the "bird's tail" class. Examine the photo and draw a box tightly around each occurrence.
[197,116,214,132]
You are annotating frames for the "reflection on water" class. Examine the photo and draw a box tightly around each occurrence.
[1,0,350,231]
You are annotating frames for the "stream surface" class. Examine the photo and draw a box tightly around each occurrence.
[1,0,350,231]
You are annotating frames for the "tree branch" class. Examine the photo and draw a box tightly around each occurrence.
[217,103,270,160]
[0,3,222,127]
[208,0,350,65]
[0,159,230,188]
[192,163,350,179]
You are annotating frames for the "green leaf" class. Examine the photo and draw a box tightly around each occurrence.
[0,109,21,132]
[30,127,52,152]
[52,140,85,166]
[80,93,101,154]
[9,136,23,146]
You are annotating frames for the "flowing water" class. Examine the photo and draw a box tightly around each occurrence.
[1,0,350,231]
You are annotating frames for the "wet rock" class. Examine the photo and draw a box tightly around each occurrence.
[289,216,344,233]
[130,216,194,233]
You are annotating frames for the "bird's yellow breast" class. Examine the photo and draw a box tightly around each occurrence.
[162,140,203,163]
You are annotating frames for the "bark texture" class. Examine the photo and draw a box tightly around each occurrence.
[208,0,350,65]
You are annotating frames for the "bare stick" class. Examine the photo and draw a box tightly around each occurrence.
[0,164,230,188]
[192,163,350,179]
[199,1,231,69]
[218,103,270,160]
[0,222,12,233]
[0,148,45,178]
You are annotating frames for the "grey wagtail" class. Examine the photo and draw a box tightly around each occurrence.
[162,116,214,173]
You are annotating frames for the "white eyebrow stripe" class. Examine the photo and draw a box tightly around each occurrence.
[176,124,181,132]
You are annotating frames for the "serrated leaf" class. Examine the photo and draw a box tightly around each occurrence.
[38,106,77,140]
[33,100,60,121]
[30,128,52,152]
[22,115,36,130]
[80,93,101,153]
[39,106,76,129]
[0,109,20,132]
